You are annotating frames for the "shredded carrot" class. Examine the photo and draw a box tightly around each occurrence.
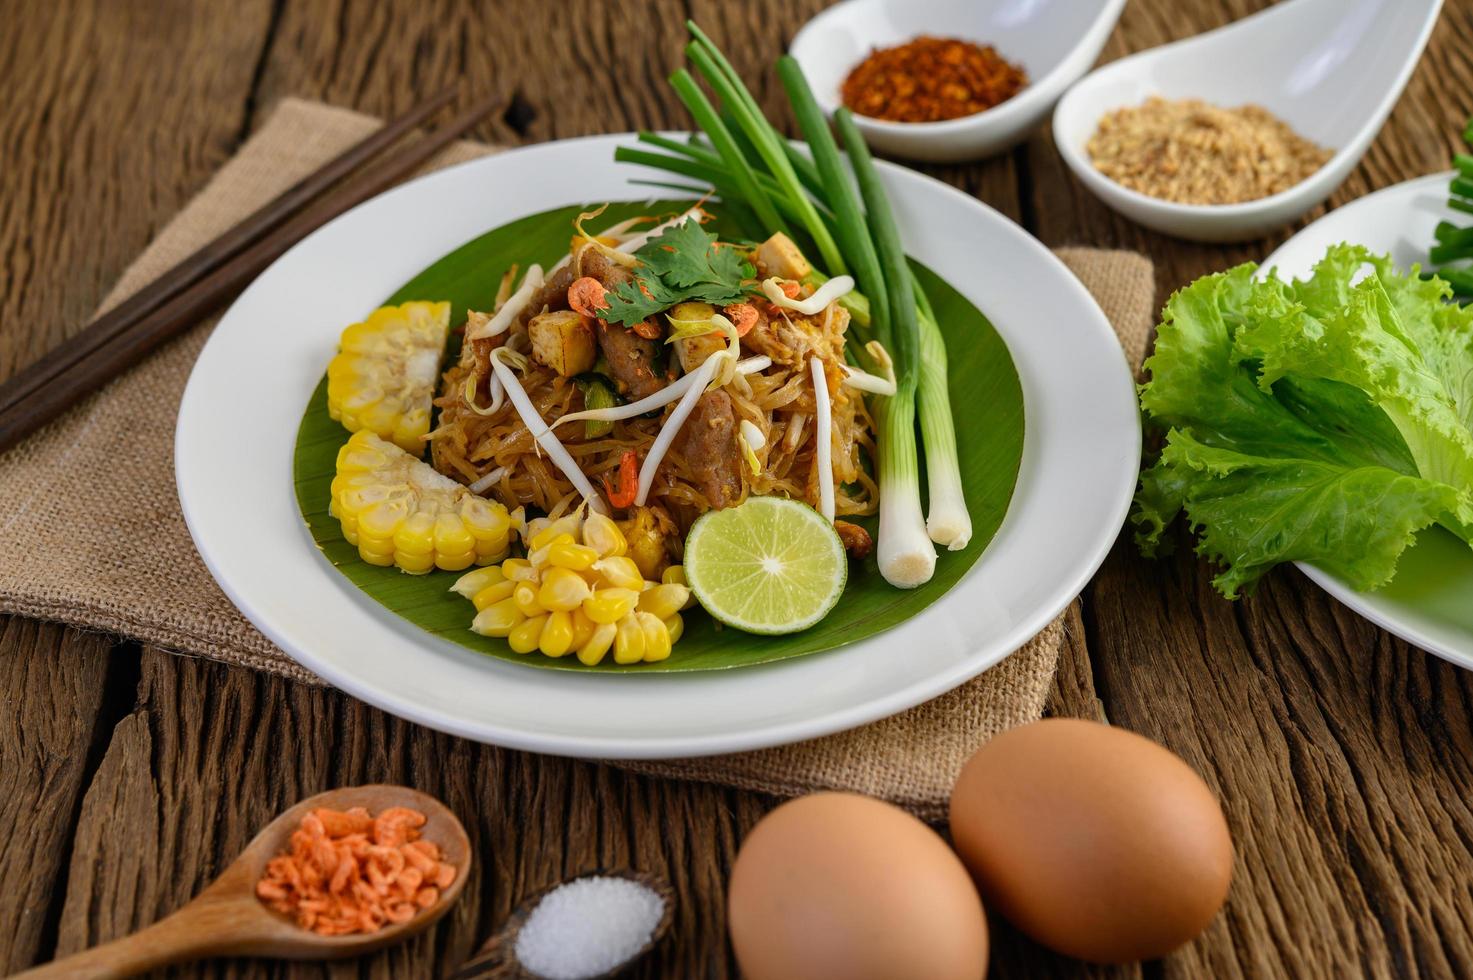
[723,302,758,337]
[602,450,639,508]
[568,276,609,318]
[254,805,456,936]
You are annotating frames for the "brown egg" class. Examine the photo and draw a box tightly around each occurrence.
[729,792,988,980]
[948,718,1232,964]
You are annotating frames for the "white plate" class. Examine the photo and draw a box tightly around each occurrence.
[1264,172,1473,671]
[176,134,1141,758]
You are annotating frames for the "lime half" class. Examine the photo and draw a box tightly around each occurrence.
[683,497,847,635]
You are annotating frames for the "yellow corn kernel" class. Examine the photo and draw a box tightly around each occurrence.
[398,551,438,574]
[528,532,575,570]
[434,513,475,557]
[538,566,592,612]
[662,565,700,610]
[475,537,511,563]
[393,512,436,556]
[583,588,640,624]
[637,583,690,621]
[501,558,537,582]
[461,496,512,542]
[577,622,618,666]
[539,610,576,657]
[471,597,525,637]
[613,614,646,665]
[531,512,583,551]
[513,582,544,617]
[359,550,393,568]
[434,550,476,572]
[359,498,411,539]
[636,611,671,662]
[471,579,517,611]
[591,556,644,591]
[582,512,627,557]
[664,613,684,644]
[358,536,396,560]
[451,565,505,599]
[570,608,597,650]
[548,540,599,571]
[508,614,548,654]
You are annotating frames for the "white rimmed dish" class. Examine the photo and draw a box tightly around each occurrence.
[175,134,1141,758]
[788,0,1126,163]
[1054,0,1444,243]
[1263,171,1473,672]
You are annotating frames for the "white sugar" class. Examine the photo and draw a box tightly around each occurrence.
[514,875,666,980]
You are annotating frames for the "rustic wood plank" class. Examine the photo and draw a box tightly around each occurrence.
[51,649,772,978]
[0,620,114,974]
[0,0,274,382]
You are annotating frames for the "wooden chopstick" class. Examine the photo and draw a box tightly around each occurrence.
[0,86,460,418]
[0,90,505,455]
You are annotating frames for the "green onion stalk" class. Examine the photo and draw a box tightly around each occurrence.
[619,22,976,585]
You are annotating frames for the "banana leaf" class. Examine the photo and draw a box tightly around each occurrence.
[293,201,1024,671]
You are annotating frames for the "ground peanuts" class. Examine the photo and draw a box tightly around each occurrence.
[255,805,457,935]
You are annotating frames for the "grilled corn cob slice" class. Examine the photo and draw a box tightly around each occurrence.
[331,430,512,574]
[327,300,450,452]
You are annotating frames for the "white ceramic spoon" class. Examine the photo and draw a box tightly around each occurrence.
[788,0,1127,163]
[1053,0,1444,242]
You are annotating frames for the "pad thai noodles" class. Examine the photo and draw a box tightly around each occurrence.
[427,208,880,577]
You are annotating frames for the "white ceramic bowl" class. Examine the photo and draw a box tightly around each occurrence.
[788,0,1126,163]
[1053,0,1443,243]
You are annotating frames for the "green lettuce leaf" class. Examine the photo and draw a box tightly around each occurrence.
[1134,244,1473,596]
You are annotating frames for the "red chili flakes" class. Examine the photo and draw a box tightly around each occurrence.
[840,36,1028,124]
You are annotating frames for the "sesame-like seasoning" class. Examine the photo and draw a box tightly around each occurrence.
[840,36,1027,124]
[1086,97,1333,205]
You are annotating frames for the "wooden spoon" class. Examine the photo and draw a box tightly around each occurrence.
[15,785,471,980]
[448,870,674,979]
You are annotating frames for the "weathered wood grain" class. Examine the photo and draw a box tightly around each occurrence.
[51,649,768,978]
[0,0,273,380]
[5,0,1473,977]
[0,621,114,974]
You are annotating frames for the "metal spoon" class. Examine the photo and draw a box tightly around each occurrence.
[449,870,675,980]
[14,785,472,980]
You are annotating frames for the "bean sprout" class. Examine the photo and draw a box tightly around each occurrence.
[810,356,835,522]
[762,275,854,315]
[489,348,605,512]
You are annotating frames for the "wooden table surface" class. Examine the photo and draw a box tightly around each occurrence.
[4,1,1473,977]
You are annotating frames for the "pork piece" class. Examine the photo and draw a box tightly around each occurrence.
[532,262,575,312]
[595,319,665,399]
[579,247,637,290]
[678,390,743,510]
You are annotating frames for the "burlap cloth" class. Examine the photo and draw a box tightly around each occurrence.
[0,98,1152,819]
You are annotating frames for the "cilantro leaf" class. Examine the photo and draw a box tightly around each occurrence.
[598,221,755,326]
